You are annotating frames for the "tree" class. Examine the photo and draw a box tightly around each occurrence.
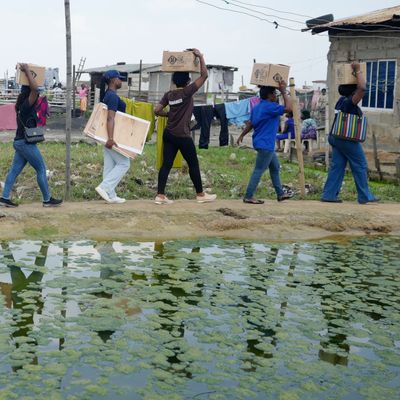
[64,0,72,200]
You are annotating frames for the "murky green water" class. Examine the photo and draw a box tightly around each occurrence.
[0,237,399,400]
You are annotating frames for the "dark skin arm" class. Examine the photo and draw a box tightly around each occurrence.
[154,104,168,117]
[236,120,253,145]
[191,48,208,90]
[351,61,367,105]
[19,63,39,106]
[279,80,292,113]
[105,110,117,149]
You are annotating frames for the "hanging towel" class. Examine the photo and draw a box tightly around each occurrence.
[249,96,261,112]
[156,113,183,170]
[224,98,250,127]
[0,104,17,130]
[121,98,155,141]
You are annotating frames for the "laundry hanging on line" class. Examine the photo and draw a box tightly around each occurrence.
[121,98,155,141]
[224,98,251,127]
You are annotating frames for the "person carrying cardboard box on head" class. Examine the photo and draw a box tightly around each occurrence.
[0,63,62,208]
[154,48,216,205]
[321,62,379,204]
[237,81,293,204]
[95,70,130,204]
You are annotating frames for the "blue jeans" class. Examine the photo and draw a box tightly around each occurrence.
[99,148,130,199]
[322,135,376,204]
[245,149,284,199]
[2,139,50,201]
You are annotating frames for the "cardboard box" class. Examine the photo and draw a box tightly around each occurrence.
[335,62,367,84]
[250,63,290,87]
[161,51,201,73]
[16,63,46,86]
[84,103,150,159]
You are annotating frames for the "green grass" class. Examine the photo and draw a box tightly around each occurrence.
[0,142,399,203]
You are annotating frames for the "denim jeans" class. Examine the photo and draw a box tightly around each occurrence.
[2,139,50,201]
[322,135,376,204]
[99,148,130,199]
[245,149,284,199]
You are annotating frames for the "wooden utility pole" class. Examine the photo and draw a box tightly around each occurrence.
[289,77,306,198]
[64,0,72,200]
[324,103,330,170]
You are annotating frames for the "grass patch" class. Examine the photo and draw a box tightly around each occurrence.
[0,142,399,202]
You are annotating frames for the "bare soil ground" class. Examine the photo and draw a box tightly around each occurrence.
[0,200,399,241]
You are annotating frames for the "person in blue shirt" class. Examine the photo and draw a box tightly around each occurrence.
[237,81,293,204]
[95,70,130,204]
[321,62,378,204]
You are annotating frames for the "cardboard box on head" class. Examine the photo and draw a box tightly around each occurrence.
[16,63,46,86]
[161,51,201,73]
[250,63,290,88]
[335,63,367,85]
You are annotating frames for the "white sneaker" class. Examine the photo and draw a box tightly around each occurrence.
[196,193,217,203]
[108,196,126,204]
[95,186,111,202]
[154,195,174,205]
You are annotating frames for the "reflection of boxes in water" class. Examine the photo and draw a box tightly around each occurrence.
[84,103,150,159]
[335,63,367,85]
[161,51,201,72]
[16,63,46,86]
[250,63,290,87]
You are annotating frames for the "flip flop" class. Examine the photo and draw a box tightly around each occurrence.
[243,198,264,204]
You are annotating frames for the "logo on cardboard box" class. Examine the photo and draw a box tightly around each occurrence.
[272,73,283,83]
[254,69,266,80]
[168,55,178,65]
[30,70,38,79]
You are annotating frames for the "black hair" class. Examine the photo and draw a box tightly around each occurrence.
[259,86,276,100]
[15,88,30,113]
[99,76,110,102]
[172,72,190,88]
[338,84,357,97]
[301,110,311,120]
[286,111,293,118]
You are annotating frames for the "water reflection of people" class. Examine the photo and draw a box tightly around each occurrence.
[151,242,203,378]
[0,241,48,371]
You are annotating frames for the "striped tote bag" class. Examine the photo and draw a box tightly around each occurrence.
[331,111,368,142]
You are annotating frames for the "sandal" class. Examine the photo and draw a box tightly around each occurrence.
[243,198,264,204]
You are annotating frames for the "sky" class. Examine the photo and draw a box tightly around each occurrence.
[1,0,399,90]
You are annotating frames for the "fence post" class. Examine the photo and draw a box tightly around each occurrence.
[289,78,306,198]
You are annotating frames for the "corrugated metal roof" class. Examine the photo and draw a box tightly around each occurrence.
[84,63,238,74]
[309,5,400,33]
[83,63,160,74]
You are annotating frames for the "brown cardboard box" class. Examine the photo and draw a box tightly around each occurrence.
[16,63,46,86]
[250,63,290,87]
[335,63,367,84]
[84,103,150,159]
[161,51,201,73]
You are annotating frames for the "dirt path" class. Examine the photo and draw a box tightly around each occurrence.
[0,200,399,241]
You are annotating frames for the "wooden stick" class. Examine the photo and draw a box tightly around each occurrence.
[289,78,306,198]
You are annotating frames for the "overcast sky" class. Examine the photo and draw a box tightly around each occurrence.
[1,0,399,90]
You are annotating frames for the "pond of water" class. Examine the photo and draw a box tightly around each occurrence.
[0,237,399,399]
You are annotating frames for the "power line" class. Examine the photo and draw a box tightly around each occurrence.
[196,0,400,37]
[194,0,302,31]
[227,0,314,19]
[221,0,306,24]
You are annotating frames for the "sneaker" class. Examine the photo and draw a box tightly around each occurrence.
[0,197,18,208]
[43,197,63,207]
[277,193,293,202]
[95,186,111,202]
[154,195,174,205]
[108,196,126,204]
[196,193,217,203]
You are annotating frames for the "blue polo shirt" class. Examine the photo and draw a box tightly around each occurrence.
[251,100,285,151]
[103,89,126,113]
